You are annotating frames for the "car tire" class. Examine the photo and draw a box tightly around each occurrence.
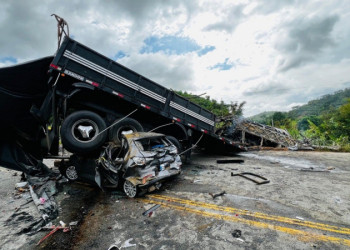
[61,110,107,153]
[109,118,143,144]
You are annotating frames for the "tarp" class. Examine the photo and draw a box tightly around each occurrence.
[0,57,53,135]
[0,56,53,96]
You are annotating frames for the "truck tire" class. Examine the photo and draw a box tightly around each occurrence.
[166,136,182,153]
[61,111,107,153]
[109,118,143,144]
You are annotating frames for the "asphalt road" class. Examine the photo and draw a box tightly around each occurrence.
[1,150,349,249]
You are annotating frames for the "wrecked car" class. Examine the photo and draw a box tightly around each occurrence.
[58,132,182,197]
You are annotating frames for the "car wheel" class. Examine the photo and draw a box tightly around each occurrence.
[123,180,138,198]
[61,111,107,153]
[109,118,143,144]
[59,165,79,181]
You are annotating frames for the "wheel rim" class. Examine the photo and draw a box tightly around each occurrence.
[66,166,78,180]
[124,180,137,198]
[116,125,136,141]
[71,119,99,143]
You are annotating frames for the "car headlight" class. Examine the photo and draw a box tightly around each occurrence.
[133,157,154,165]
[133,157,146,165]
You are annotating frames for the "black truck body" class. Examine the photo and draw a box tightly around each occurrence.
[0,36,242,171]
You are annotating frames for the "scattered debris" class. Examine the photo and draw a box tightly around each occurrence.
[142,204,161,216]
[327,167,335,170]
[231,172,270,185]
[300,168,329,173]
[295,216,304,221]
[193,179,202,183]
[37,226,60,245]
[39,197,46,204]
[232,229,242,238]
[5,171,60,236]
[108,238,136,250]
[15,182,28,189]
[209,191,226,199]
[37,223,70,246]
[217,159,244,164]
[69,221,79,226]
[120,238,137,248]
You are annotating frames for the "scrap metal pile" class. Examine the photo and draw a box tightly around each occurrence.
[216,116,313,150]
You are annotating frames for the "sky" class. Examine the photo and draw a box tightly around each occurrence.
[1,0,350,117]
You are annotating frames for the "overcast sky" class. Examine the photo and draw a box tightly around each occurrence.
[1,0,350,116]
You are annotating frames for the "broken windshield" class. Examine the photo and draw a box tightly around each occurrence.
[134,137,171,152]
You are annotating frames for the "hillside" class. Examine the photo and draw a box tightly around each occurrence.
[288,88,350,119]
[250,88,350,122]
[248,111,276,123]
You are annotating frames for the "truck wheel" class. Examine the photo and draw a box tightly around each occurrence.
[166,136,182,153]
[109,118,143,144]
[123,180,138,198]
[61,111,107,153]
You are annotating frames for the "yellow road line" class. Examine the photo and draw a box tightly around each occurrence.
[139,198,350,247]
[147,194,350,236]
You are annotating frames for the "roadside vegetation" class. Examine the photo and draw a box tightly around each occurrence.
[176,90,245,117]
[251,88,350,151]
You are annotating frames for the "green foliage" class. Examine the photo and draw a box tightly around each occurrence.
[297,115,322,131]
[175,90,245,117]
[279,119,299,140]
[302,98,350,150]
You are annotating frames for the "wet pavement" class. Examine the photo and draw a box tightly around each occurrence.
[1,151,350,249]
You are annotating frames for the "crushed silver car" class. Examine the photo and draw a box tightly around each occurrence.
[59,132,182,198]
[100,132,182,197]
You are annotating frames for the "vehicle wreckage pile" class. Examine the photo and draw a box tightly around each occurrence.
[216,116,314,150]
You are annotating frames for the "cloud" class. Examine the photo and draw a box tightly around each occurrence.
[243,81,290,97]
[253,0,296,15]
[0,1,57,59]
[118,53,196,91]
[203,3,246,33]
[275,14,339,72]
